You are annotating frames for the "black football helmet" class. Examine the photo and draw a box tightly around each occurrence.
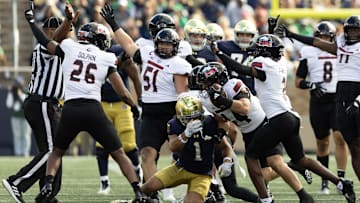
[149,13,176,39]
[154,28,180,59]
[314,21,336,42]
[77,22,111,50]
[344,15,360,45]
[254,34,284,59]
[189,65,202,90]
[197,62,229,89]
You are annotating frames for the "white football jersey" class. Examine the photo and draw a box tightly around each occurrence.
[336,34,360,82]
[199,78,266,133]
[252,56,297,119]
[60,39,117,102]
[299,46,338,93]
[135,37,192,58]
[139,46,192,103]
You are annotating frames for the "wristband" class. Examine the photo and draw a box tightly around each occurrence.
[299,80,311,89]
[223,157,232,162]
[178,134,188,144]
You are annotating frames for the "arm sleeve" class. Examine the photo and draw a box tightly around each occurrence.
[185,55,205,67]
[132,49,142,64]
[296,59,308,78]
[216,52,254,77]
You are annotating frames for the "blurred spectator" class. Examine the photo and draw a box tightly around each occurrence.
[123,18,141,40]
[200,0,224,23]
[6,76,32,157]
[0,24,8,67]
[114,0,131,27]
[225,0,254,27]
[138,0,157,38]
[293,19,314,36]
[254,4,268,34]
[217,15,233,40]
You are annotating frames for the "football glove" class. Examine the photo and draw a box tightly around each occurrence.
[131,106,140,120]
[310,82,326,98]
[345,95,360,116]
[268,15,280,34]
[207,84,233,110]
[100,3,119,31]
[218,159,233,177]
[275,24,293,38]
[24,1,35,24]
[184,120,203,138]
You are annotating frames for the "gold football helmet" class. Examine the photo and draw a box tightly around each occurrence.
[176,96,204,126]
[184,19,207,51]
[233,19,258,49]
[206,23,224,42]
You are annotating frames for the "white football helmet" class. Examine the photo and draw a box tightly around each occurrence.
[233,20,258,49]
[184,19,207,51]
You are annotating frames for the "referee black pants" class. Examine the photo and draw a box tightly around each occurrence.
[7,95,62,198]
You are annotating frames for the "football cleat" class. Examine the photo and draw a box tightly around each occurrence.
[97,180,111,195]
[338,178,356,203]
[319,185,330,195]
[301,169,312,185]
[210,183,226,203]
[2,179,25,203]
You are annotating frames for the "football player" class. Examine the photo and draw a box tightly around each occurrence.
[96,44,142,195]
[141,95,234,203]
[24,4,147,202]
[206,23,225,44]
[195,62,314,203]
[216,19,258,95]
[294,21,348,194]
[277,15,360,189]
[136,13,203,67]
[214,33,356,203]
[101,4,192,202]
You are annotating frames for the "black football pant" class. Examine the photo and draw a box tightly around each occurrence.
[7,95,62,199]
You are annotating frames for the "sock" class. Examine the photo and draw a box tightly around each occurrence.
[46,175,54,183]
[96,147,109,177]
[126,148,140,167]
[260,197,272,203]
[131,181,141,192]
[337,169,345,178]
[100,176,109,182]
[296,188,309,200]
[317,155,329,185]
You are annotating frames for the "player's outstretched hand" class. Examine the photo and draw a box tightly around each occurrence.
[184,120,203,138]
[268,15,280,34]
[24,1,35,24]
[100,3,119,31]
[276,24,292,38]
[219,161,233,177]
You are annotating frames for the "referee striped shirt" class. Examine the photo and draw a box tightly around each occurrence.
[29,44,64,99]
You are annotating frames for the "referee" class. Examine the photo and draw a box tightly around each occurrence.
[2,17,65,203]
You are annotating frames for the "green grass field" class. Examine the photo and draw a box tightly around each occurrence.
[0,155,359,203]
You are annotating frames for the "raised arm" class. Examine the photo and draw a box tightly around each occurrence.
[24,3,63,57]
[53,2,78,42]
[120,53,142,99]
[100,3,139,58]
[277,24,338,55]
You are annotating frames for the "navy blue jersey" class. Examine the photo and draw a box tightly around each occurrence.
[217,40,256,95]
[167,115,219,175]
[193,45,218,64]
[101,45,129,102]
